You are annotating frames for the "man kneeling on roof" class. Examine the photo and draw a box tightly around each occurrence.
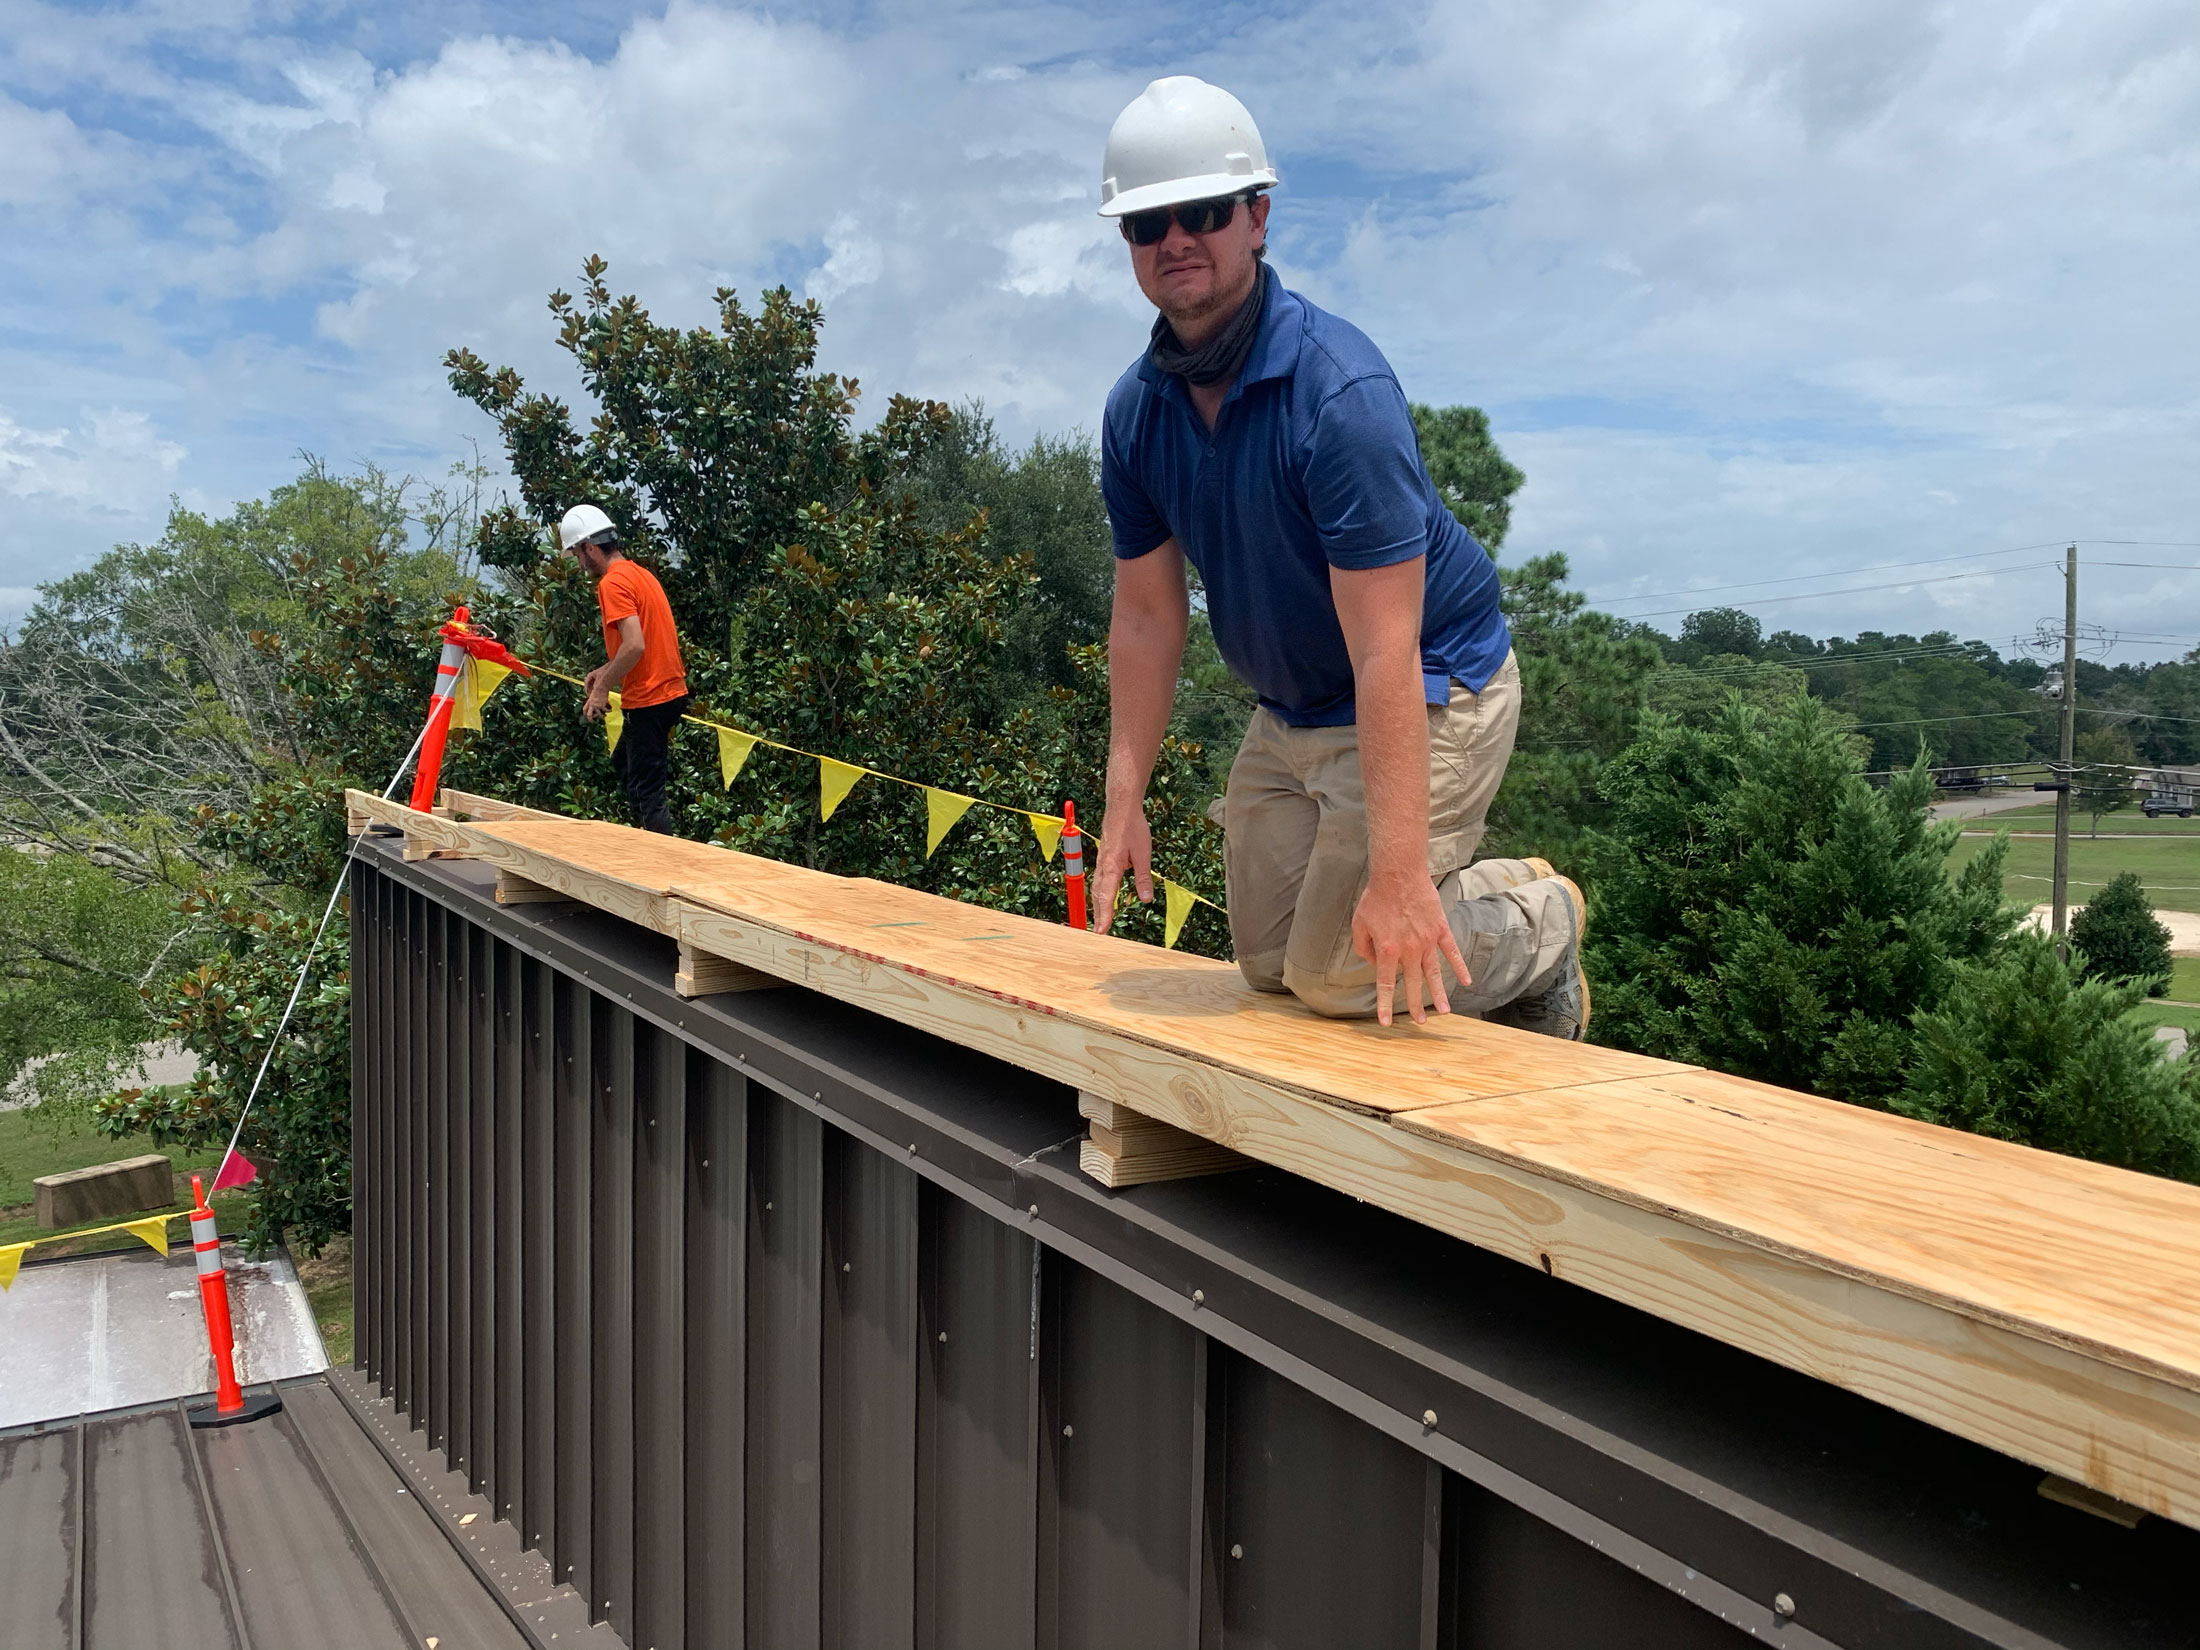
[558,504,690,837]
[1087,77,1588,1036]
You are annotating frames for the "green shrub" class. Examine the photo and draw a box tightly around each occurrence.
[2069,870,2173,995]
[1897,929,2200,1181]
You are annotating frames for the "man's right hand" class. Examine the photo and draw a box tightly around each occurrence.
[1092,796,1155,934]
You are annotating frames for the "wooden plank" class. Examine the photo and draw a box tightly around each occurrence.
[440,789,567,825]
[674,940,787,999]
[341,792,2200,1529]
[494,869,579,906]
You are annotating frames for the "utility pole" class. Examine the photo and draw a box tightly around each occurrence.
[2050,545,2077,954]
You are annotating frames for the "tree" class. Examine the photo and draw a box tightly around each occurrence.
[897,404,1116,698]
[0,464,481,1249]
[2072,726,2139,836]
[1482,553,1662,860]
[2070,871,2173,995]
[1583,693,2015,1103]
[1676,606,1763,662]
[1898,929,2200,1181]
[1409,404,1524,551]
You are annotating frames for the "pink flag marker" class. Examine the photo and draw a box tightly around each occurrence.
[212,1146,258,1192]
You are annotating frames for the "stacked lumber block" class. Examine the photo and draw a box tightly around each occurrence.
[1078,1092,1248,1187]
[344,789,2200,1532]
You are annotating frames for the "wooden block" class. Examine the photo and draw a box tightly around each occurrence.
[674,939,787,999]
[2038,1474,2147,1528]
[1080,1137,1246,1189]
[35,1154,173,1228]
[494,869,578,906]
[400,806,457,860]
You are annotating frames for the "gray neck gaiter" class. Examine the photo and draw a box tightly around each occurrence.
[1148,265,1271,387]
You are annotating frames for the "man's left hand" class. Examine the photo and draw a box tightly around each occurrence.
[1351,872,1471,1028]
[581,667,609,722]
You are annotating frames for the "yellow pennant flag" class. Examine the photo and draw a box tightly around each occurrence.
[819,758,866,821]
[0,1241,27,1291]
[124,1215,171,1258]
[924,789,976,858]
[1162,878,1198,950]
[1028,812,1064,861]
[450,658,513,732]
[604,690,624,755]
[718,727,758,788]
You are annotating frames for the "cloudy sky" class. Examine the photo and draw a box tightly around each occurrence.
[3,0,2195,656]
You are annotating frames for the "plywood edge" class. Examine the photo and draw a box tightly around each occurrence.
[665,893,2200,1527]
[1389,1102,2200,1396]
[664,881,1694,1118]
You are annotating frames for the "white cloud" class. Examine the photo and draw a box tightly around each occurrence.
[0,406,183,510]
[0,0,2195,652]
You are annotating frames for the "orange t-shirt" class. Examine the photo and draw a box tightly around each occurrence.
[596,559,687,709]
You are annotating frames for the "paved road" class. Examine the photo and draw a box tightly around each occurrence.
[1928,793,2053,821]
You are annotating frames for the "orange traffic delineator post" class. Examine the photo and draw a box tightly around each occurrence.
[406,606,533,814]
[185,1174,282,1429]
[1062,800,1088,931]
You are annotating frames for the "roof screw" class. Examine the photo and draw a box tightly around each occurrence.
[907,1142,918,1155]
[1191,1289,1205,1307]
[1422,1409,1439,1432]
[1230,1544,1243,1560]
[1773,1593,1797,1620]
[1028,1204,1039,1220]
[938,1331,949,1342]
[1062,1424,1074,1437]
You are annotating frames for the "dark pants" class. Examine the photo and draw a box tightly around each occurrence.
[612,694,689,835]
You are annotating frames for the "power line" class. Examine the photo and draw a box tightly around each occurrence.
[1609,566,2059,623]
[1583,540,2064,608]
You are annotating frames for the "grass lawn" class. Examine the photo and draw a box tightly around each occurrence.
[1,1105,246,1262]
[1957,804,2200,837]
[1946,830,2200,914]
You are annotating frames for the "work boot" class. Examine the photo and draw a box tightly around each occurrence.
[1484,873,1590,1041]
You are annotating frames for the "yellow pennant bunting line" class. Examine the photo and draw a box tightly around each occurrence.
[925,789,977,858]
[450,658,513,733]
[1028,812,1064,862]
[819,758,867,822]
[717,727,758,788]
[0,1208,195,1289]
[517,656,1230,919]
[1161,878,1199,950]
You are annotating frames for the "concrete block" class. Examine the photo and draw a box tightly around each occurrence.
[34,1154,174,1229]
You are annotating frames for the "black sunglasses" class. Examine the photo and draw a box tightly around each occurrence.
[1119,194,1251,247]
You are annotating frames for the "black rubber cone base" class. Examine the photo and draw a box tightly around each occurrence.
[188,1389,284,1429]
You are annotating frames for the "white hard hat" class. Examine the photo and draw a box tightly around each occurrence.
[1099,77,1278,218]
[557,503,616,550]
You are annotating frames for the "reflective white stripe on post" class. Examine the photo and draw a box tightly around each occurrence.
[195,1241,224,1275]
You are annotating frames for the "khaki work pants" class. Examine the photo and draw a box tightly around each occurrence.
[1223,652,1576,1020]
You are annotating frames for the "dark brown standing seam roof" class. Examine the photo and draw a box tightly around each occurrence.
[0,1375,566,1650]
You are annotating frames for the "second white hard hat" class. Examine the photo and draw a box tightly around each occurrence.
[557,503,616,550]
[1099,76,1278,218]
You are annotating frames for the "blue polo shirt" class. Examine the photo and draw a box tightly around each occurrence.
[1101,266,1511,727]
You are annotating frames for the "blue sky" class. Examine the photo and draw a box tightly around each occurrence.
[3,0,2196,655]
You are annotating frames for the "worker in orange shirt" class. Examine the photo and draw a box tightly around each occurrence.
[557,505,690,835]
